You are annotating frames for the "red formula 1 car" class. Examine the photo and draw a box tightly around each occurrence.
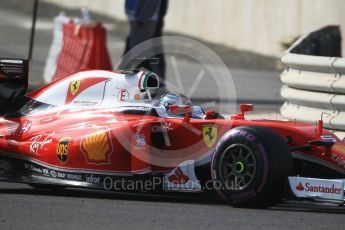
[0,58,344,208]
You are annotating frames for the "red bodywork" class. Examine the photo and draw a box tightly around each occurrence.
[1,107,345,175]
[0,70,345,179]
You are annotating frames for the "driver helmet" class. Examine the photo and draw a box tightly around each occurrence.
[159,92,192,111]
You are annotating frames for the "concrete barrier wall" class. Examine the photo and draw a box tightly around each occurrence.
[280,26,345,131]
[41,0,345,56]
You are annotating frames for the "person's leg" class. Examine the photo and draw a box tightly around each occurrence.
[151,19,165,87]
[120,22,142,69]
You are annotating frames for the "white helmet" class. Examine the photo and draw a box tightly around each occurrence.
[159,92,192,111]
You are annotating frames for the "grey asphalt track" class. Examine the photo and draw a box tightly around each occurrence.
[1,182,345,230]
[1,2,344,230]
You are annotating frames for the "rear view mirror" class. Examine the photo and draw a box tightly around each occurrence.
[240,104,253,113]
[0,58,28,112]
[168,105,192,115]
[0,59,28,81]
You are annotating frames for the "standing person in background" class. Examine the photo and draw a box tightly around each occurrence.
[121,0,168,91]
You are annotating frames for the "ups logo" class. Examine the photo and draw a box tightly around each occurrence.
[57,137,70,163]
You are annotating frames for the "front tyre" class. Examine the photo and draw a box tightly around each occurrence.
[211,126,293,208]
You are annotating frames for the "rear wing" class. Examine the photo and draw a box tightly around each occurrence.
[0,58,29,110]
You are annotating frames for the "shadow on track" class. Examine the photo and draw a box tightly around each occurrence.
[0,184,223,205]
[1,183,345,214]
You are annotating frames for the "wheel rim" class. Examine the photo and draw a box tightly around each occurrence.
[219,143,257,191]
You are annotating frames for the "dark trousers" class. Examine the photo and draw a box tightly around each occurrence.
[121,20,166,87]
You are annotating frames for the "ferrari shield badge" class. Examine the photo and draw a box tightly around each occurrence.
[70,80,81,95]
[203,125,217,148]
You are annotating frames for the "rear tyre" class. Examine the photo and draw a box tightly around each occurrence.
[211,126,293,208]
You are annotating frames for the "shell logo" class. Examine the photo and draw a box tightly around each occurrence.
[81,129,113,164]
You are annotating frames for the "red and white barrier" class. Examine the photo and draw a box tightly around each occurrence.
[52,22,112,81]
[43,12,69,83]
[44,9,112,83]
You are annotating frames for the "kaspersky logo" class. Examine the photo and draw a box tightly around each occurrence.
[168,167,189,184]
[295,182,341,194]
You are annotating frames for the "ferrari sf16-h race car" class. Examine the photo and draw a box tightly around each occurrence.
[0,58,345,208]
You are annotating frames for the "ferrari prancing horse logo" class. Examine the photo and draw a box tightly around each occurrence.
[203,125,217,148]
[70,80,81,95]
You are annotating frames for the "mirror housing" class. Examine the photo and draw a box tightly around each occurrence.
[0,58,28,113]
[240,104,253,114]
[231,104,254,120]
[168,105,192,115]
